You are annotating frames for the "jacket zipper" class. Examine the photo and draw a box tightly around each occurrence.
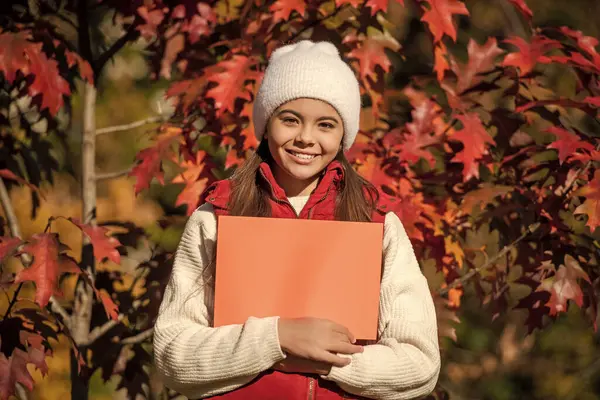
[259,169,298,217]
[307,377,315,400]
[307,186,332,219]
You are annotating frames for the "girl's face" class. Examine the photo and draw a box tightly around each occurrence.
[266,98,344,196]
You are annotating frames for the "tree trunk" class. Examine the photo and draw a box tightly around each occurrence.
[70,82,97,400]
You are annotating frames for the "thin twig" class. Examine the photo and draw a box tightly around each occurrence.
[96,115,168,136]
[2,283,23,320]
[96,166,133,181]
[438,223,541,296]
[81,316,124,347]
[0,177,72,329]
[120,328,154,345]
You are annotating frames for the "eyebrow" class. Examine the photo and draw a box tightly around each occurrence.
[277,109,340,124]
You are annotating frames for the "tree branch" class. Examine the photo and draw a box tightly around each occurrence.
[438,222,541,296]
[0,178,71,329]
[96,115,167,136]
[81,315,124,347]
[93,22,140,78]
[96,167,134,181]
[120,328,154,345]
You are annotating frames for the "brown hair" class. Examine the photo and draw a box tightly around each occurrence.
[228,140,379,222]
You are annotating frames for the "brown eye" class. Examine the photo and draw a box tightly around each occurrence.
[282,117,298,125]
[319,122,334,129]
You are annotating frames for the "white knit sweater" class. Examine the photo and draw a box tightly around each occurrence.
[153,197,440,399]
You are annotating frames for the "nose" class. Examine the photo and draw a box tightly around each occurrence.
[295,125,316,145]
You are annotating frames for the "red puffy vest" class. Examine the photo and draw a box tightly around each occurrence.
[199,160,386,400]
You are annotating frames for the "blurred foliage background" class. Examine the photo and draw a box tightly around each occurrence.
[2,0,600,399]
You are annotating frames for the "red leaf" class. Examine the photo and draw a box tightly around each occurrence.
[269,0,306,22]
[574,170,600,232]
[502,35,562,76]
[545,255,591,316]
[205,55,261,117]
[130,127,182,194]
[559,27,600,69]
[450,113,495,181]
[0,237,22,263]
[98,290,119,320]
[69,219,121,264]
[507,0,533,21]
[182,4,216,44]
[397,98,444,168]
[0,169,41,194]
[14,233,80,307]
[365,0,404,15]
[434,43,450,81]
[420,0,469,43]
[453,38,504,92]
[345,32,400,83]
[0,349,34,400]
[65,50,94,84]
[137,6,167,39]
[173,152,211,214]
[546,127,594,164]
[0,31,35,82]
[460,185,512,212]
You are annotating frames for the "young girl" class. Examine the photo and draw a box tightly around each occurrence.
[153,40,440,400]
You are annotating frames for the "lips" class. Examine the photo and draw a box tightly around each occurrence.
[286,149,319,160]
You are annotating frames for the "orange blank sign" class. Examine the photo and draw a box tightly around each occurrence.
[213,215,384,340]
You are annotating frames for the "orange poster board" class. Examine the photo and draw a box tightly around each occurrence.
[213,215,384,340]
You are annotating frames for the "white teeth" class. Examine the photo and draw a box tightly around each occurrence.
[291,152,316,160]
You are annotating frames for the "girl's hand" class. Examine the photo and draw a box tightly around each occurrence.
[272,354,332,375]
[277,317,363,367]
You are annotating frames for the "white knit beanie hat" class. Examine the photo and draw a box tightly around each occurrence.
[253,40,361,151]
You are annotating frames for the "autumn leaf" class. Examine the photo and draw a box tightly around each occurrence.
[584,96,600,107]
[420,0,469,43]
[182,3,217,44]
[450,113,495,181]
[502,35,562,76]
[345,30,400,83]
[205,55,261,116]
[14,233,80,307]
[99,290,119,320]
[65,50,94,84]
[173,152,211,214]
[434,43,450,81]
[130,127,182,194]
[269,0,306,22]
[460,185,512,213]
[0,349,34,400]
[396,98,443,168]
[559,27,600,70]
[544,255,591,316]
[453,38,504,92]
[0,237,22,263]
[546,127,594,164]
[137,5,167,39]
[574,170,600,232]
[0,169,41,195]
[507,0,533,21]
[69,219,122,264]
[0,31,35,82]
[365,0,404,15]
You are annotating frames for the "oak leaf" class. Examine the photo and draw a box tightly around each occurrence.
[269,0,306,22]
[574,170,600,232]
[507,0,533,21]
[502,35,562,75]
[65,50,94,84]
[453,38,504,92]
[14,233,80,307]
[546,127,594,164]
[420,0,469,43]
[205,55,261,116]
[0,349,34,400]
[345,31,400,83]
[544,255,591,316]
[69,219,122,264]
[450,113,495,181]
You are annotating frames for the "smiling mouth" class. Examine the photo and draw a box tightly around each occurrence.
[286,150,319,160]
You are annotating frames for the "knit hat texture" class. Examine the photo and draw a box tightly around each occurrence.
[253,40,361,150]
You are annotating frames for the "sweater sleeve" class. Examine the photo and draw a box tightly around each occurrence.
[321,212,441,400]
[153,203,286,399]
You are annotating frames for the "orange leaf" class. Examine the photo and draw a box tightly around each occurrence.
[98,290,119,320]
[545,255,591,316]
[546,127,594,165]
[507,0,533,21]
[69,219,122,264]
[450,113,495,181]
[434,43,450,81]
[15,233,80,307]
[205,55,261,117]
[502,35,562,76]
[269,0,306,22]
[420,0,469,43]
[574,170,600,232]
[460,185,512,213]
[65,50,94,84]
[345,32,400,83]
[453,38,504,92]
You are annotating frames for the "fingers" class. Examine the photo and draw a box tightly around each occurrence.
[318,351,352,368]
[329,322,356,344]
[328,341,364,355]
